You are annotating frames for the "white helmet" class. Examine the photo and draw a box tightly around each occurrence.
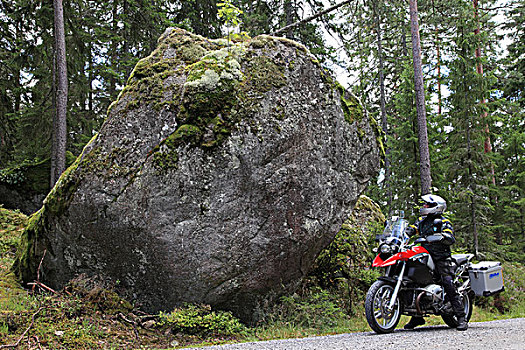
[420,194,446,216]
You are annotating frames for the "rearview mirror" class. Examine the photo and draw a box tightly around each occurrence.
[414,237,426,244]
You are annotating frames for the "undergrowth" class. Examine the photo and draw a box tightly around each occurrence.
[1,206,524,349]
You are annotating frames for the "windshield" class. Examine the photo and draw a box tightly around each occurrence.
[379,215,409,244]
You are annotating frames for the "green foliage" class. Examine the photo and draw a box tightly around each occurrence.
[439,0,496,256]
[384,61,421,216]
[0,158,53,194]
[0,206,27,271]
[272,288,348,329]
[218,1,243,29]
[157,304,247,337]
[501,0,525,106]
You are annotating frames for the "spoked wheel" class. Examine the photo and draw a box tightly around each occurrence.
[365,280,401,334]
[442,291,474,328]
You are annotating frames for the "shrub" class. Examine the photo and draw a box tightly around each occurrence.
[157,304,247,337]
[272,288,348,330]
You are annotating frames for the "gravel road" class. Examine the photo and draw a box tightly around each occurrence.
[180,318,525,350]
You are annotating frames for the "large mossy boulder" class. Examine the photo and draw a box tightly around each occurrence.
[14,28,381,322]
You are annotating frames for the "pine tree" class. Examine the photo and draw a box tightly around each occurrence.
[445,0,495,256]
[491,0,525,259]
[501,0,525,106]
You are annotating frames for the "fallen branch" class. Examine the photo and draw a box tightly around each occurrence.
[27,281,59,295]
[271,0,354,36]
[28,249,60,295]
[0,307,44,349]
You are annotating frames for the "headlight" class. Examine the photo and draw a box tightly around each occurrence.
[380,244,392,254]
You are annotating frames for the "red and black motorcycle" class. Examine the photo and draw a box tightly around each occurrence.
[365,213,474,334]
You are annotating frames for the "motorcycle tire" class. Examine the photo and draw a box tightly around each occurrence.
[441,291,474,328]
[365,280,401,334]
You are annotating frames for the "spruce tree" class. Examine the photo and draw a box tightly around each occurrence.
[444,0,495,256]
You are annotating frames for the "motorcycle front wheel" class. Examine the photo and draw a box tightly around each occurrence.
[365,280,401,334]
[441,291,474,328]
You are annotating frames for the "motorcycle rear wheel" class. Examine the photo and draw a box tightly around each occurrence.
[441,291,474,328]
[365,280,401,334]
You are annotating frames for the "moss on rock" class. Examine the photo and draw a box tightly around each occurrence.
[335,82,364,124]
[11,134,99,283]
[310,195,385,289]
[149,31,295,169]
[329,79,385,164]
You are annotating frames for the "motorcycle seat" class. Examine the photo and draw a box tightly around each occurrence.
[451,254,474,265]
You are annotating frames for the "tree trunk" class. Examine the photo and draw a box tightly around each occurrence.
[373,0,391,208]
[51,0,68,187]
[409,0,432,196]
[471,194,479,257]
[109,0,118,100]
[285,0,294,39]
[467,112,479,256]
[431,0,442,115]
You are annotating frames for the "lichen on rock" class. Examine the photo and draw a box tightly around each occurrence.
[13,28,381,323]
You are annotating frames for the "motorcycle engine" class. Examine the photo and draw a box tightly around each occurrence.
[422,284,444,302]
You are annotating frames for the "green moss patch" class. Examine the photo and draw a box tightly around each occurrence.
[243,56,286,93]
[152,35,292,170]
[335,82,364,125]
[0,207,27,275]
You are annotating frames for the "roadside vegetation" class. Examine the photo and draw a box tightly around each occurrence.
[1,206,524,349]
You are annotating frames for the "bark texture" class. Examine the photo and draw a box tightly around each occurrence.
[51,0,68,187]
[409,0,432,195]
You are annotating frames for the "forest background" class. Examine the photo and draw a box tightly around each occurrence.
[0,0,524,347]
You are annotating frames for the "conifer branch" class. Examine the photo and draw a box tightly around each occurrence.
[271,0,354,36]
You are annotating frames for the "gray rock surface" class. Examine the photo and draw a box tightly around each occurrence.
[14,28,381,322]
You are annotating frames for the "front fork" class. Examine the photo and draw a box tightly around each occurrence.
[388,261,406,310]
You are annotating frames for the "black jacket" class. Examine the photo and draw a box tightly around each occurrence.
[407,214,455,261]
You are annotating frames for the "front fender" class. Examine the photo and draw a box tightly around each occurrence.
[378,276,396,284]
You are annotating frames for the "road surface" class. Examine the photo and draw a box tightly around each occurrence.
[180,318,525,350]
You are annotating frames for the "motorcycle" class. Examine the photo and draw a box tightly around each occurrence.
[365,212,475,334]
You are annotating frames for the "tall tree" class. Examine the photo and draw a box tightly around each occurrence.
[501,0,524,105]
[472,0,496,186]
[444,0,495,256]
[372,0,391,208]
[51,0,68,186]
[409,0,431,195]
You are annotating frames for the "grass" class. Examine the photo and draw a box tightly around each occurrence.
[1,206,524,349]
